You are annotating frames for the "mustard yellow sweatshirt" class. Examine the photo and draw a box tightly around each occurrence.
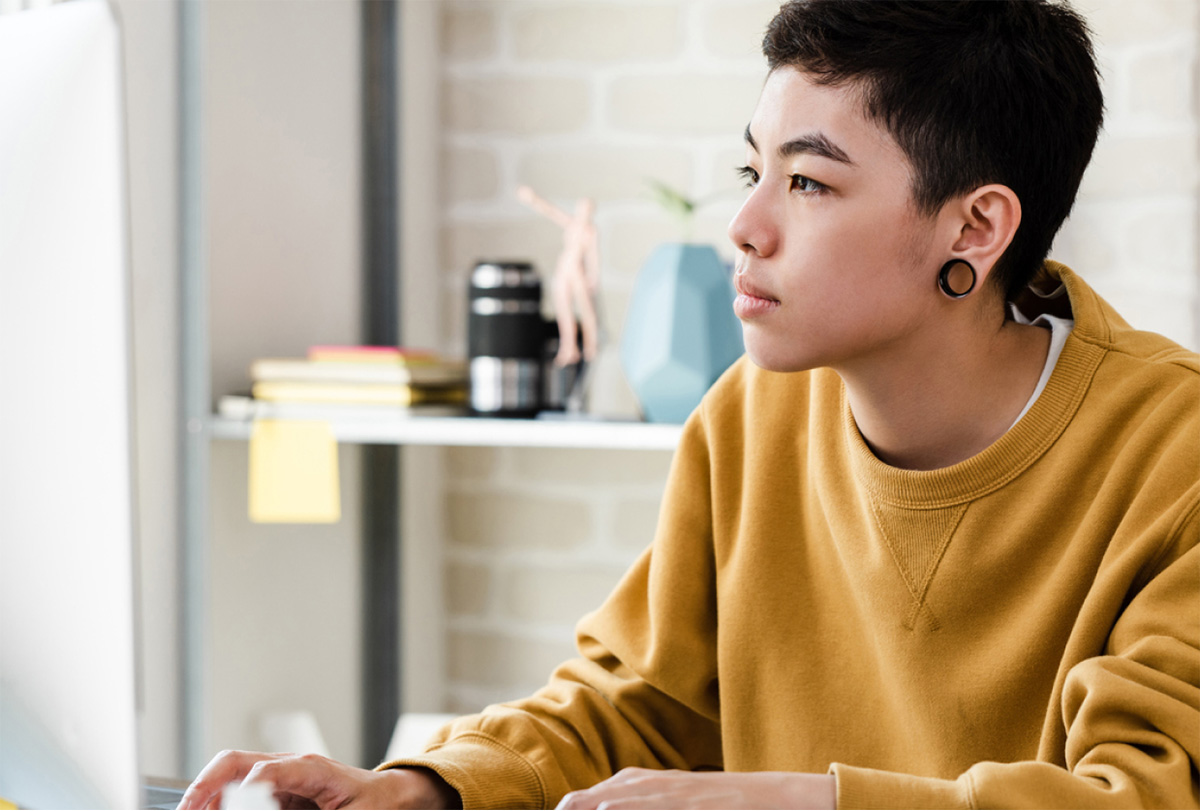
[382,263,1199,809]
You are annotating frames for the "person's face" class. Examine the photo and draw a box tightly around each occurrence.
[728,67,942,373]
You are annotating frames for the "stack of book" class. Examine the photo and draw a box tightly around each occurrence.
[219,345,469,421]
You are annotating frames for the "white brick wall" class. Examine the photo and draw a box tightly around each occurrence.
[442,446,672,710]
[1055,0,1200,350]
[436,0,772,711]
[435,0,1199,714]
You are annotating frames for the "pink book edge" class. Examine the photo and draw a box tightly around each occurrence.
[307,345,438,359]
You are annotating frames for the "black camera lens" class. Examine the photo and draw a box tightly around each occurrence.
[468,261,543,416]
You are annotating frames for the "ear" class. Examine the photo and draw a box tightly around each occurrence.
[946,184,1021,291]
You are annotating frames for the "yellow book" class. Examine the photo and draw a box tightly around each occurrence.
[251,357,467,387]
[252,380,467,406]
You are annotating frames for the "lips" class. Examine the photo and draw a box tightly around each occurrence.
[734,274,779,302]
[733,271,781,320]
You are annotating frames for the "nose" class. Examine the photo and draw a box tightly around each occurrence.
[727,185,777,259]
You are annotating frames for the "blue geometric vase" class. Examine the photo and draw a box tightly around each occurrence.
[620,243,745,423]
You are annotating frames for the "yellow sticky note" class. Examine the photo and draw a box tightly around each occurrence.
[248,420,340,523]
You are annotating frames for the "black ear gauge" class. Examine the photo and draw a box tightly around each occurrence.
[938,259,976,299]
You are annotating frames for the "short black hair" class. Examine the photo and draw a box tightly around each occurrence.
[764,0,1104,299]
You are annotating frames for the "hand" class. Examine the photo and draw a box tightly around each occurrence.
[556,768,836,810]
[176,750,461,810]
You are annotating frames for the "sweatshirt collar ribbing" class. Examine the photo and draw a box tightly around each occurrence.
[842,262,1107,508]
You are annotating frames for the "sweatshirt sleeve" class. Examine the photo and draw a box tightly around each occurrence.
[832,512,1200,810]
[376,408,724,809]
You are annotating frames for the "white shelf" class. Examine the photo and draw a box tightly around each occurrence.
[208,414,683,451]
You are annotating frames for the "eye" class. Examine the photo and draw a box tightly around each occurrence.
[735,165,759,188]
[790,174,826,194]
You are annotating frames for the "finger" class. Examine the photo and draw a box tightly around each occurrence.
[245,754,339,808]
[559,770,660,810]
[556,789,598,810]
[597,794,676,810]
[178,750,271,810]
[609,766,656,783]
[601,791,739,810]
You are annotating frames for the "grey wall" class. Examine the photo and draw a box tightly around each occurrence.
[202,0,366,768]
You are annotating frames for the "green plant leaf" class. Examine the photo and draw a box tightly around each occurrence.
[647,179,697,240]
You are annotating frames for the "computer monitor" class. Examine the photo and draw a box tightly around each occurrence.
[0,1,143,807]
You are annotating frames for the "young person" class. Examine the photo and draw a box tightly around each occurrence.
[180,1,1199,808]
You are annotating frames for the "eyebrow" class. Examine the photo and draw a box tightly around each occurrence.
[744,125,855,166]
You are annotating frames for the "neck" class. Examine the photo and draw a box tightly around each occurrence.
[837,310,1051,471]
